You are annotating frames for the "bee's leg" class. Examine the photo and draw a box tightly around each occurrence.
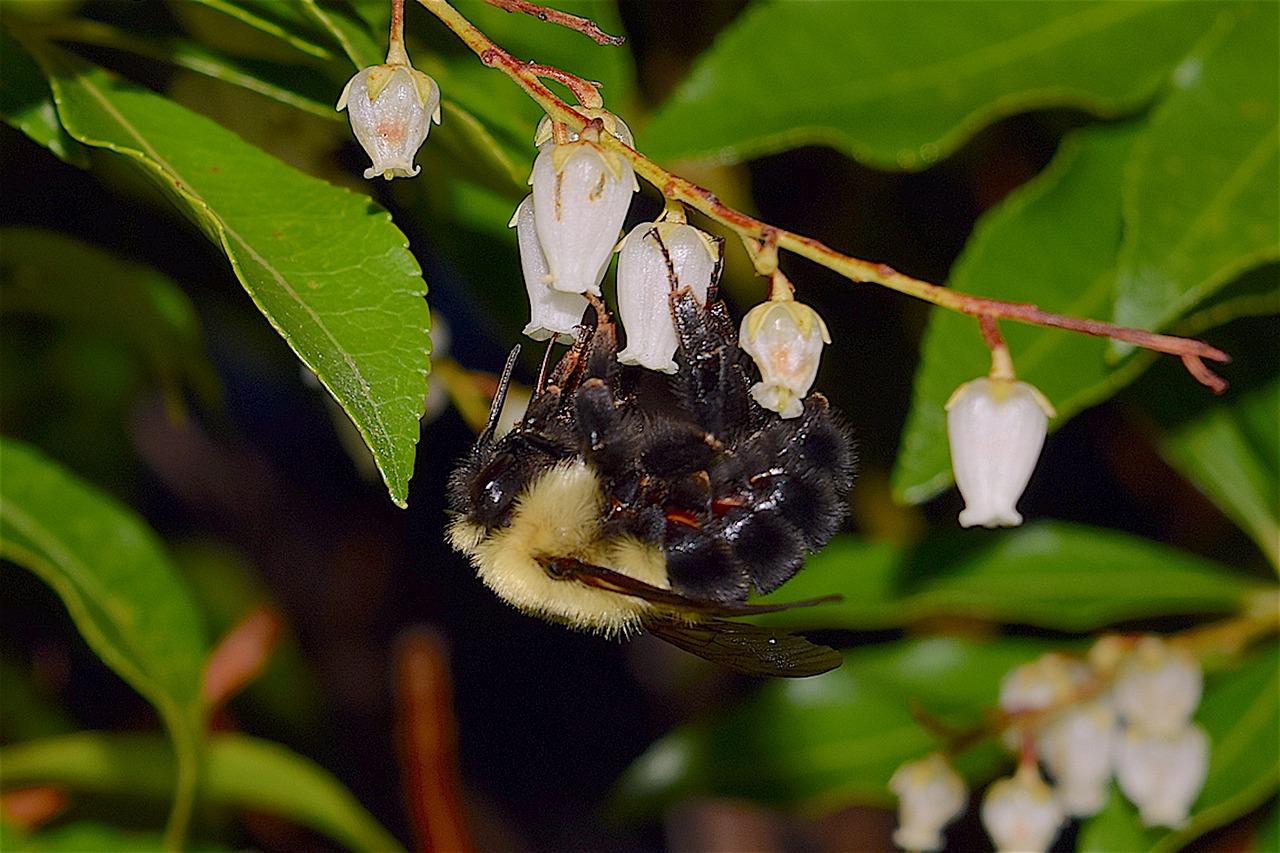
[668,287,755,437]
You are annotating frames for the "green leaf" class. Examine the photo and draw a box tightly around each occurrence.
[0,732,407,853]
[182,0,333,60]
[0,29,88,165]
[0,227,221,415]
[892,120,1145,504]
[1258,800,1280,853]
[1079,642,1280,852]
[758,522,1264,633]
[86,18,345,121]
[33,45,430,507]
[643,1,1222,169]
[0,439,207,846]
[1078,787,1153,853]
[1161,375,1280,570]
[614,637,1058,817]
[1,821,234,853]
[298,0,383,69]
[1112,3,1280,339]
[0,655,76,743]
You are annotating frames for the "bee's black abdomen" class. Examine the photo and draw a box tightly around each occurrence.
[665,520,750,603]
[641,419,715,479]
[722,507,807,595]
[773,469,842,551]
[794,397,857,493]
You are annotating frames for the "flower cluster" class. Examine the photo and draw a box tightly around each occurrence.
[890,635,1209,852]
[511,113,830,407]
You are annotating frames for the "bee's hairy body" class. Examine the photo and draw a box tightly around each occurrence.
[446,279,855,675]
[447,458,667,635]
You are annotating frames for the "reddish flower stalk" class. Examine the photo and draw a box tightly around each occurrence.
[522,60,602,107]
[480,0,625,45]
[417,0,1231,392]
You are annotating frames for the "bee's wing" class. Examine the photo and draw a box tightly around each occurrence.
[545,558,840,616]
[545,558,842,677]
[645,616,842,678]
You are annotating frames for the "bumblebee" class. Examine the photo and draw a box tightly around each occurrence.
[447,280,854,677]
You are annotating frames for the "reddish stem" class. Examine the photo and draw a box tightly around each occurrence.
[522,60,601,106]
[200,606,284,713]
[481,0,625,45]
[979,314,1004,352]
[396,627,471,853]
[420,0,1231,393]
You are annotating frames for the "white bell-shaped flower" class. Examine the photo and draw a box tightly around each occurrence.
[529,139,635,295]
[998,652,1090,749]
[1112,636,1203,737]
[946,374,1054,528]
[510,195,587,343]
[616,221,720,372]
[337,57,441,180]
[739,296,830,419]
[1037,697,1118,816]
[980,765,1066,853]
[1114,723,1209,828]
[888,752,968,852]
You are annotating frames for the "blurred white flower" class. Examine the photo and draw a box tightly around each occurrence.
[888,752,968,852]
[739,296,830,419]
[529,139,635,295]
[980,765,1065,853]
[946,375,1054,528]
[616,221,720,372]
[1112,636,1203,737]
[1038,696,1118,816]
[1114,723,1209,828]
[337,60,440,180]
[510,195,588,343]
[998,652,1090,749]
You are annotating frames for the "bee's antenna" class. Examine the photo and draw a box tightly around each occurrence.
[649,227,679,293]
[707,235,725,301]
[535,337,556,395]
[480,345,521,444]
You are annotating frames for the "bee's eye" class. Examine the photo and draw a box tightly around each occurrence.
[471,451,521,523]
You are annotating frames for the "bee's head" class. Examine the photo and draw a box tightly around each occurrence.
[448,438,534,528]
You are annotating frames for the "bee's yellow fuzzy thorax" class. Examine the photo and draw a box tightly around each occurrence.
[447,459,668,636]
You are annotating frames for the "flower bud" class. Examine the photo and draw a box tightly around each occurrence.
[739,297,830,419]
[616,221,721,372]
[337,60,441,180]
[1037,697,1117,816]
[980,765,1065,853]
[510,195,588,343]
[1112,636,1202,737]
[889,753,967,852]
[945,376,1054,528]
[1114,723,1208,828]
[529,139,636,295]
